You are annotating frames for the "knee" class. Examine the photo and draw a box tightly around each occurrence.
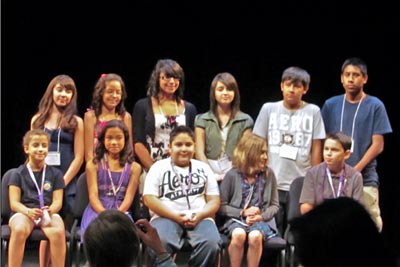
[10,226,31,241]
[231,229,246,245]
[247,231,263,248]
[48,225,66,242]
[202,235,221,252]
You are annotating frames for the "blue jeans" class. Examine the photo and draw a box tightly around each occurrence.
[149,217,221,267]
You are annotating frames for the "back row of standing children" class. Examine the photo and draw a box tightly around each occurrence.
[7,57,392,267]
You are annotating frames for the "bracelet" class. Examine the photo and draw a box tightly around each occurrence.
[156,251,169,258]
[156,251,170,264]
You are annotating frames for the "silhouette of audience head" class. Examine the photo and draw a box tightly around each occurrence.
[290,197,396,267]
[84,209,140,267]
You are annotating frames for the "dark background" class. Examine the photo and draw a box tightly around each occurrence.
[2,0,399,259]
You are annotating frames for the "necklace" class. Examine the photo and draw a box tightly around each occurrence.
[340,94,363,152]
[158,100,179,116]
[26,163,47,207]
[103,155,127,197]
[325,165,347,198]
[170,159,192,210]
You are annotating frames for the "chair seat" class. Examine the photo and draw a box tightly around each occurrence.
[2,225,70,241]
[265,236,286,249]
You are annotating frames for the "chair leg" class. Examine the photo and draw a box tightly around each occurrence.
[76,242,82,267]
[66,239,71,267]
[214,248,222,267]
[1,240,7,267]
[290,245,295,267]
[280,249,286,267]
[136,242,143,267]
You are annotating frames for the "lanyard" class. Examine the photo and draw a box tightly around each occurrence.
[44,128,61,152]
[340,94,363,146]
[325,166,347,198]
[171,159,192,210]
[242,172,263,210]
[26,163,46,208]
[243,185,255,210]
[103,155,127,196]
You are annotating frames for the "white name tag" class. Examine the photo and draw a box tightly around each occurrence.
[208,156,232,174]
[218,156,232,173]
[279,144,298,160]
[45,151,61,166]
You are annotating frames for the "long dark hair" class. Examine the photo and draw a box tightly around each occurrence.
[209,72,241,121]
[90,73,127,118]
[146,59,185,102]
[93,120,134,166]
[32,74,78,133]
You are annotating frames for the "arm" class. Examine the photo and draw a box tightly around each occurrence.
[123,112,134,154]
[30,114,39,129]
[63,116,84,186]
[48,189,64,214]
[194,127,208,163]
[311,139,323,166]
[261,171,280,221]
[185,195,220,229]
[132,99,154,170]
[9,184,43,222]
[352,172,365,206]
[85,160,106,213]
[134,143,154,171]
[84,111,96,163]
[9,185,39,217]
[143,195,184,223]
[247,170,280,225]
[197,194,220,221]
[135,219,177,267]
[300,203,314,215]
[184,101,198,130]
[354,134,384,173]
[299,170,317,215]
[118,163,141,213]
[252,104,269,139]
[219,171,242,217]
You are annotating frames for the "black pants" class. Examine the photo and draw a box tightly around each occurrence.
[277,190,289,235]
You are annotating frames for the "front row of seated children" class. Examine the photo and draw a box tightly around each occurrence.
[7,124,376,267]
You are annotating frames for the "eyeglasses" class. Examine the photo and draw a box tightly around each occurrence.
[160,75,180,82]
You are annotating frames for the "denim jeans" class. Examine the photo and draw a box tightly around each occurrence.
[148,217,221,267]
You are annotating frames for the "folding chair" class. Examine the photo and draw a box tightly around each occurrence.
[284,176,304,267]
[1,168,72,267]
[218,216,286,267]
[69,172,89,267]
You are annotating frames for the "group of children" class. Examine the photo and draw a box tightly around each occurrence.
[5,57,392,267]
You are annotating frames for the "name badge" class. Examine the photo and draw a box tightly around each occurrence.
[218,156,232,173]
[45,151,61,166]
[279,144,298,160]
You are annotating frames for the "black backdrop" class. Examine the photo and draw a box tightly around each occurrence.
[2,1,399,258]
